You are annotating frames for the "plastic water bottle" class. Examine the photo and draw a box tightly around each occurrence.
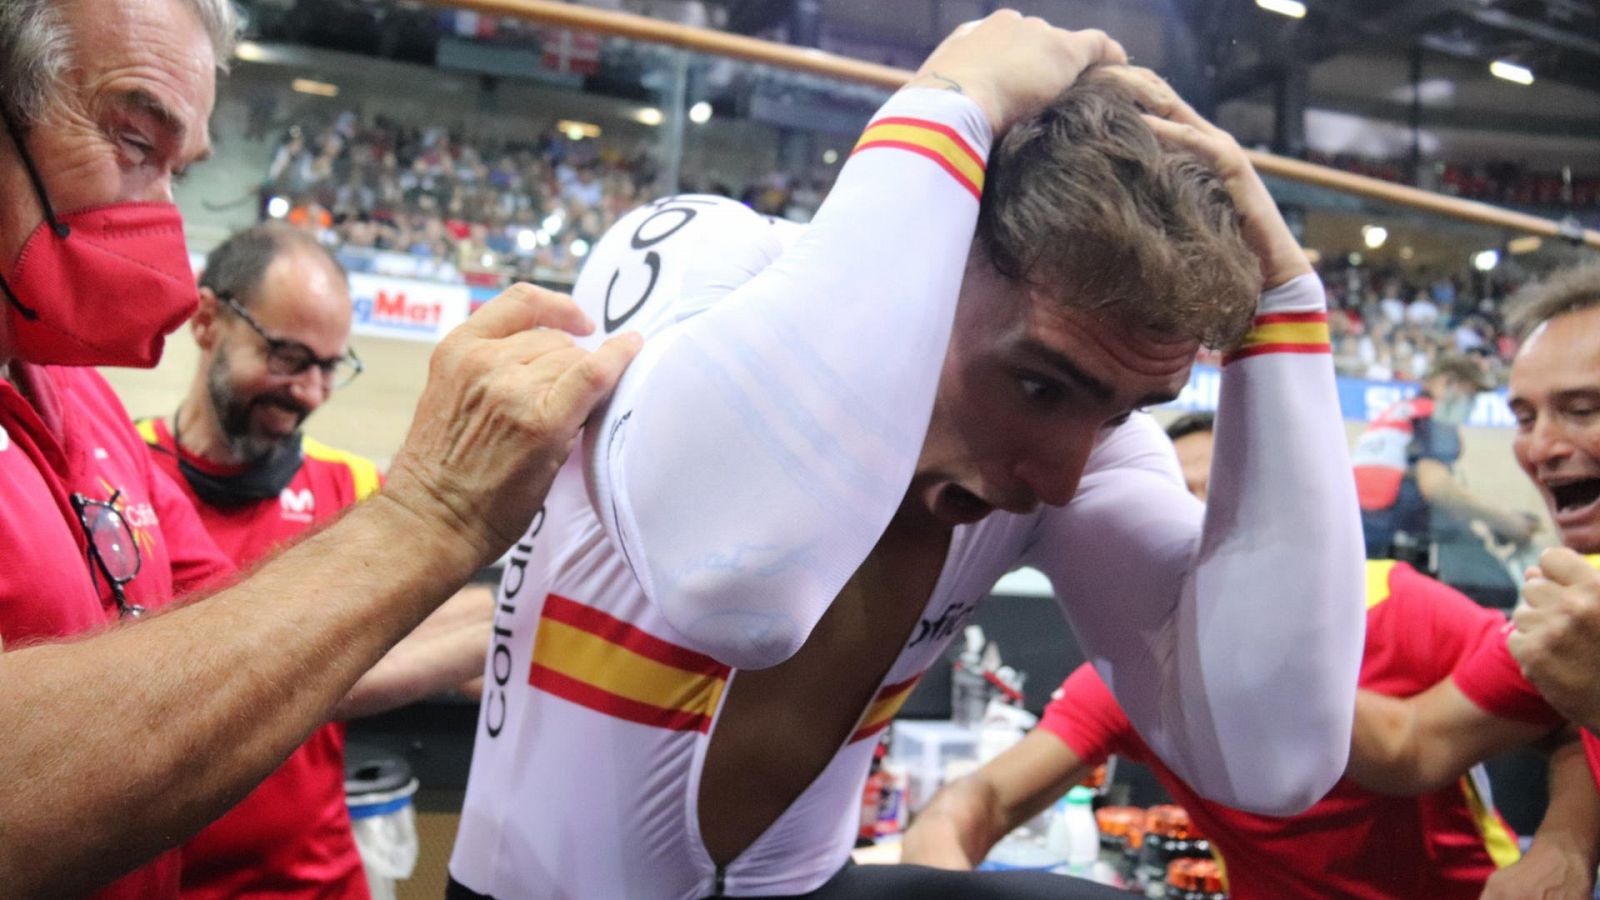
[1048,786,1100,878]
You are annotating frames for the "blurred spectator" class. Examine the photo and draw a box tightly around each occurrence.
[258,109,662,283]
[1321,257,1526,386]
[257,107,840,286]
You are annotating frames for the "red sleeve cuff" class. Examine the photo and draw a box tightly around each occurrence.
[1036,664,1134,764]
[1452,623,1567,728]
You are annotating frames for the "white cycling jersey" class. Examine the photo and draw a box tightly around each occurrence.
[450,88,1364,900]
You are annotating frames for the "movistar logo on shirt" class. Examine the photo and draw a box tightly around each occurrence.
[279,487,315,523]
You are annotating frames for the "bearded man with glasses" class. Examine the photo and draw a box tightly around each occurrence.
[135,222,492,900]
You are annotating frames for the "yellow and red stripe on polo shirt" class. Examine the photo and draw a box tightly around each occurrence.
[852,117,985,201]
[850,674,924,743]
[529,593,730,733]
[1223,311,1331,365]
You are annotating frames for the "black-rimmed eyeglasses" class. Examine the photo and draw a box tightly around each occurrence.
[70,489,144,619]
[219,294,363,389]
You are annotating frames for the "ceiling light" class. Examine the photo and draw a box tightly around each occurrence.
[822,149,839,165]
[234,41,266,63]
[1473,249,1500,272]
[1508,235,1543,255]
[571,238,591,258]
[1256,0,1307,19]
[636,107,663,127]
[688,101,713,124]
[266,196,290,219]
[557,119,601,140]
[1361,225,1388,250]
[291,78,339,98]
[1490,60,1534,85]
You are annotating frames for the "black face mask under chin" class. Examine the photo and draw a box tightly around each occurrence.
[172,413,305,507]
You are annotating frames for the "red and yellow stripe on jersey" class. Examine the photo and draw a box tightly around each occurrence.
[852,117,985,200]
[529,594,730,733]
[850,674,923,743]
[1365,560,1398,610]
[1461,771,1522,869]
[303,436,382,501]
[1223,311,1331,365]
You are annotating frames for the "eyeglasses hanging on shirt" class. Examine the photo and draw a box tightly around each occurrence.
[70,489,144,618]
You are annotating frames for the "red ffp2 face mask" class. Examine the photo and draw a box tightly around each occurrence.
[0,113,198,368]
[1,203,197,367]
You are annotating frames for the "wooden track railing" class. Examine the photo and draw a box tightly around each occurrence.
[428,0,1600,250]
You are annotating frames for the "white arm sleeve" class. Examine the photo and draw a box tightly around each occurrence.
[1029,274,1365,815]
[582,90,992,669]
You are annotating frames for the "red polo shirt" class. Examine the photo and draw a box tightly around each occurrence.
[1451,561,1600,794]
[141,417,382,900]
[1039,561,1526,900]
[0,365,233,899]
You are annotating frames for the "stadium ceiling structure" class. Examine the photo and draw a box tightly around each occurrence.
[762,0,1599,137]
[1187,0,1600,102]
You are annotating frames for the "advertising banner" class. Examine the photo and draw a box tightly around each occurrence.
[1165,364,1515,428]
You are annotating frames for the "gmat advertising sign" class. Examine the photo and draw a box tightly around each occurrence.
[348,273,472,343]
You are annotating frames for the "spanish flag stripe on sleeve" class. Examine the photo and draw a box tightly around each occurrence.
[1223,310,1331,365]
[850,673,924,743]
[853,117,985,201]
[530,594,729,734]
[1253,311,1330,326]
[869,117,985,170]
[1240,322,1329,345]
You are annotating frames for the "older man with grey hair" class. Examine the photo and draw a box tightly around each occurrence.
[0,1,640,896]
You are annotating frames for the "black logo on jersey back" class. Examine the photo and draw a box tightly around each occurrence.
[603,195,721,333]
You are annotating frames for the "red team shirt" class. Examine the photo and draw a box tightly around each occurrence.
[1039,561,1531,900]
[141,417,382,900]
[1451,560,1600,793]
[0,366,233,900]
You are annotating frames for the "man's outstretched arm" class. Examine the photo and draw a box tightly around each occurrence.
[902,729,1095,869]
[1347,682,1555,795]
[1414,459,1537,545]
[1482,735,1600,900]
[335,583,494,720]
[0,286,639,896]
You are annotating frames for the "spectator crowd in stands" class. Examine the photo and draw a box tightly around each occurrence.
[259,108,836,285]
[1321,260,1520,385]
[262,110,661,284]
[262,109,1551,389]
